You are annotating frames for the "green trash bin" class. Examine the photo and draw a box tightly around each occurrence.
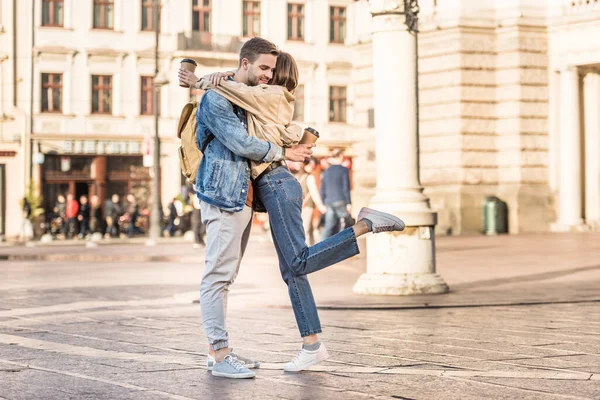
[483,196,508,235]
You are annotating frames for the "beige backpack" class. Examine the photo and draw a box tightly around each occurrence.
[177,101,213,184]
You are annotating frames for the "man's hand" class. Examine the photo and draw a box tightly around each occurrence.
[318,205,327,214]
[284,144,314,162]
[203,71,235,86]
[178,69,199,88]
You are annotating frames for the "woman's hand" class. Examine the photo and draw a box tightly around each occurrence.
[178,69,199,87]
[202,71,235,86]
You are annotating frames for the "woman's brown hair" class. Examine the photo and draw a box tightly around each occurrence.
[271,51,299,93]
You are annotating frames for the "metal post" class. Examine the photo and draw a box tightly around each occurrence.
[148,0,162,243]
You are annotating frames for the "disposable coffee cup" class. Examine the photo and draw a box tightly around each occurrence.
[299,127,319,145]
[179,58,198,88]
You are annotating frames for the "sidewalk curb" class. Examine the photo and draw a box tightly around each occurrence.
[316,298,600,310]
[0,254,203,263]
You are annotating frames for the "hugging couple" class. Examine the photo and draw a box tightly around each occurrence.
[177,37,405,379]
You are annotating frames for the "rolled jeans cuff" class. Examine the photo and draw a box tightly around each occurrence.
[211,340,229,351]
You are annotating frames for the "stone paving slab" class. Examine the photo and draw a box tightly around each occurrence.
[1,234,600,399]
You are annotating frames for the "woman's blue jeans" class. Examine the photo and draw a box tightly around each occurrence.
[256,166,360,337]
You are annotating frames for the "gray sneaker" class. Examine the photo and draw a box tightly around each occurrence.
[212,354,256,379]
[207,348,260,371]
[357,207,406,233]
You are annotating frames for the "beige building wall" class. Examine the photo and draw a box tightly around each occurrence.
[0,0,30,238]
[351,0,600,235]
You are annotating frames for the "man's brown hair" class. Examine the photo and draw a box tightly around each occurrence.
[271,52,299,92]
[239,37,279,65]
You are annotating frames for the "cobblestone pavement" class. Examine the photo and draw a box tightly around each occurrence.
[0,233,599,399]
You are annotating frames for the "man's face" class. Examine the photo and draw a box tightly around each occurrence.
[245,54,277,86]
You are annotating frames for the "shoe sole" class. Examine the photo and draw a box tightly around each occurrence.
[211,371,256,379]
[207,362,258,371]
[358,208,406,231]
[283,351,330,372]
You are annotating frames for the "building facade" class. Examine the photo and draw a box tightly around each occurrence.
[0,0,599,238]
[353,0,600,235]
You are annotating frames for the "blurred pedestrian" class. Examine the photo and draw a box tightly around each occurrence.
[65,193,79,239]
[105,194,123,238]
[20,197,33,241]
[55,194,67,236]
[320,149,352,240]
[191,195,205,248]
[77,195,90,239]
[296,157,326,245]
[163,198,178,237]
[90,195,104,234]
[125,194,139,237]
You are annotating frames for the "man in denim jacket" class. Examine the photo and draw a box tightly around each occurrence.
[179,38,313,379]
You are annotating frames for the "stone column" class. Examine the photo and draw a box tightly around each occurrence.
[583,72,600,227]
[556,67,583,229]
[353,0,448,296]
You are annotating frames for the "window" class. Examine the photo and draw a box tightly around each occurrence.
[91,75,112,114]
[192,0,211,32]
[141,76,160,115]
[41,73,63,113]
[293,84,304,121]
[287,3,304,41]
[141,0,160,31]
[242,1,261,37]
[42,0,64,27]
[93,0,114,29]
[329,6,346,43]
[368,108,375,128]
[329,86,346,122]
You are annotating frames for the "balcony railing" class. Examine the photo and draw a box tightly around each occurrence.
[177,32,244,53]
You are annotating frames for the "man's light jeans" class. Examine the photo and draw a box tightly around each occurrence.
[200,202,253,351]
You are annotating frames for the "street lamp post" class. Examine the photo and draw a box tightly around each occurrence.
[353,0,449,295]
[148,0,162,244]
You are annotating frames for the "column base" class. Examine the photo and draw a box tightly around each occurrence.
[353,272,449,296]
[355,221,449,296]
[551,221,589,232]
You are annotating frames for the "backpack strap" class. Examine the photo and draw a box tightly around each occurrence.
[200,134,214,153]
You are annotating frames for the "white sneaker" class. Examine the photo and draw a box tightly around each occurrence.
[283,344,329,372]
[357,207,406,233]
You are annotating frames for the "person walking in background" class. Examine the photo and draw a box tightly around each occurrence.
[65,193,79,239]
[77,195,90,239]
[191,195,206,248]
[164,198,178,238]
[105,194,123,239]
[125,194,139,238]
[20,197,33,241]
[296,157,326,245]
[55,194,67,237]
[90,195,104,235]
[320,148,352,240]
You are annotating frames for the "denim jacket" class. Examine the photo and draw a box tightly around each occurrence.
[195,90,283,212]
